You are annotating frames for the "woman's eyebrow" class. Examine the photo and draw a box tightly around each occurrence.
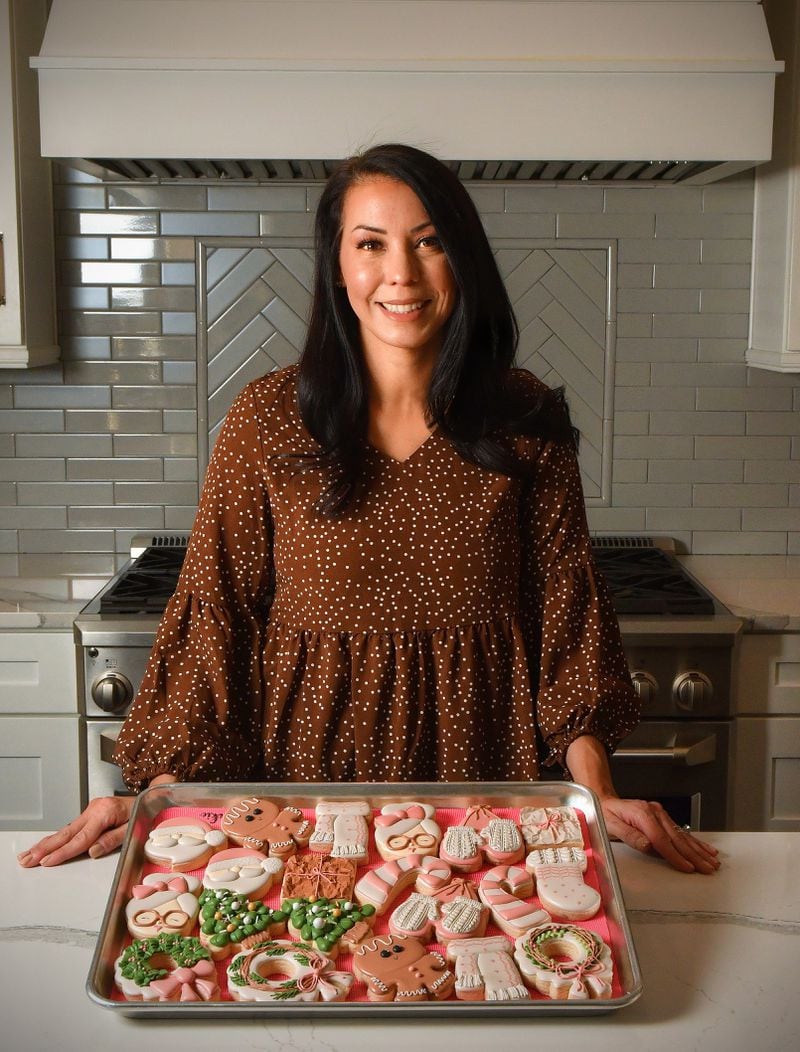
[350,221,434,234]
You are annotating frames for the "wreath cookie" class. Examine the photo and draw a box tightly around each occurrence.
[227,937,353,1002]
[513,924,614,1000]
[114,933,220,1002]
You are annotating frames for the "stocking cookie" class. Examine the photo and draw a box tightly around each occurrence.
[198,888,287,960]
[525,847,601,921]
[280,852,357,901]
[354,853,452,915]
[514,924,613,1000]
[144,817,226,872]
[439,805,524,871]
[447,936,529,1002]
[202,848,283,899]
[374,802,442,860]
[125,873,201,939]
[352,933,456,1002]
[478,865,551,938]
[227,937,353,1003]
[309,800,372,861]
[222,798,311,860]
[519,806,584,849]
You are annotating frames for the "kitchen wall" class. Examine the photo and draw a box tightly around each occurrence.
[0,163,798,583]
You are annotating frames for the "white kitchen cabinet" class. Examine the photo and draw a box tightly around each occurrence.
[748,0,800,372]
[733,633,800,830]
[0,629,80,829]
[0,0,59,368]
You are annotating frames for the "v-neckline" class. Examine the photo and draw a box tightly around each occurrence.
[367,427,438,465]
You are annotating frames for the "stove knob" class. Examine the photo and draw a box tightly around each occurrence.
[91,672,134,714]
[630,671,658,706]
[672,671,713,712]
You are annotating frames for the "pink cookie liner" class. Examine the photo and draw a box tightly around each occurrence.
[111,804,621,1004]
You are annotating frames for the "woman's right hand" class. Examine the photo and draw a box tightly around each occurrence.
[16,773,176,868]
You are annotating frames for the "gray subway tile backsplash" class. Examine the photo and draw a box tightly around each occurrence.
[0,166,796,563]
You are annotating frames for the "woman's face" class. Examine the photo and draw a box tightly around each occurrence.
[338,176,457,363]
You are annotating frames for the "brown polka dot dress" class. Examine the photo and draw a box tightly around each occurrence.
[113,365,639,792]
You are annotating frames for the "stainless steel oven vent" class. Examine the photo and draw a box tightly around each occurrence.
[591,535,676,552]
[72,157,732,185]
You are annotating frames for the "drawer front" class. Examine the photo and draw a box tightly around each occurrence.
[0,715,82,830]
[0,632,76,714]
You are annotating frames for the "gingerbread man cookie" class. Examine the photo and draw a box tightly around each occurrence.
[352,933,456,1002]
[221,798,312,860]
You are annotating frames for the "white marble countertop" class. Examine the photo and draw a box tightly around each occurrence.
[1,832,798,1052]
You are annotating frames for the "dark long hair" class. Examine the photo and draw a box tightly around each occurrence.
[296,143,576,516]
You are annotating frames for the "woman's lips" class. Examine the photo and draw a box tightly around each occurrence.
[378,299,428,317]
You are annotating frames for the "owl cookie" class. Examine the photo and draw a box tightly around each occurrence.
[222,798,312,860]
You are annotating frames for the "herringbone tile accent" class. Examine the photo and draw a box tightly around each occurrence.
[200,240,614,502]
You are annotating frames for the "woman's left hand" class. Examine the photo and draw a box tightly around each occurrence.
[599,795,720,874]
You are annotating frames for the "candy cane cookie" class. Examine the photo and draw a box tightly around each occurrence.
[513,924,613,1000]
[478,865,551,938]
[354,853,452,915]
[446,936,529,1002]
[309,800,372,862]
[525,847,601,921]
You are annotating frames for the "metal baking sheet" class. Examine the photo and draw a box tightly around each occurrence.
[86,781,642,1018]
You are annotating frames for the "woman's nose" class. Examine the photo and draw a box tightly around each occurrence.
[386,243,418,284]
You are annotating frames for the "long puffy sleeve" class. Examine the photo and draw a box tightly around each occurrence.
[113,382,274,791]
[519,435,640,773]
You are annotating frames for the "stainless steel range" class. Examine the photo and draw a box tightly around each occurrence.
[74,533,742,829]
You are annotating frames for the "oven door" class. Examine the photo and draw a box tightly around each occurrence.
[610,720,731,831]
[83,719,130,805]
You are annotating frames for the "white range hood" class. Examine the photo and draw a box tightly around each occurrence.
[32,0,782,183]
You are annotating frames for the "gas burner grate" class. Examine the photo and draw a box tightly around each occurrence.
[99,545,187,614]
[592,546,715,615]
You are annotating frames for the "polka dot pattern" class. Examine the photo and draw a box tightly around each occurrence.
[113,366,639,792]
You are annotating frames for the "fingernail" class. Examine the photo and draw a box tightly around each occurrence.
[636,838,649,851]
[88,846,102,859]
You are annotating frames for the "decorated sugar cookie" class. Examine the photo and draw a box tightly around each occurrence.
[447,936,529,1002]
[309,800,372,862]
[354,852,452,915]
[519,806,584,849]
[439,805,524,871]
[125,872,201,940]
[143,817,227,872]
[227,937,353,1003]
[197,887,288,960]
[373,802,442,861]
[514,924,613,1000]
[114,933,219,1003]
[389,877,488,943]
[222,798,312,859]
[284,897,376,955]
[280,852,357,902]
[352,933,456,1002]
[478,864,551,938]
[202,847,283,899]
[525,847,601,921]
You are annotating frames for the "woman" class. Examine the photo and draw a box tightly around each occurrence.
[19,144,718,874]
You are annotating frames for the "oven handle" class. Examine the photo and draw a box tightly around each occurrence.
[614,734,716,767]
[99,727,121,764]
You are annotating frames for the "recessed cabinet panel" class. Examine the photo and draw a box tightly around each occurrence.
[0,715,81,829]
[735,634,800,715]
[732,715,800,831]
[0,632,76,714]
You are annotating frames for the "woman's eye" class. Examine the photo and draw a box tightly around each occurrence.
[417,235,441,250]
[356,238,381,251]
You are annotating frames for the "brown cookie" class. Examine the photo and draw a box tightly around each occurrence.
[280,853,357,901]
[221,798,312,860]
[352,933,455,1002]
